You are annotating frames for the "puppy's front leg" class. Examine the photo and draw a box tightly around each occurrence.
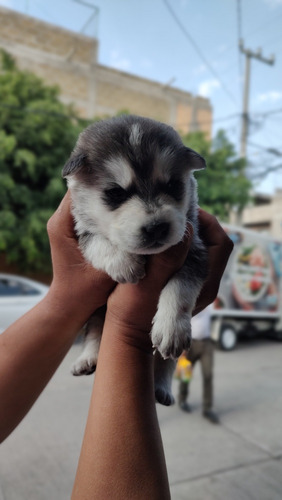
[151,269,196,360]
[152,266,203,405]
[80,233,146,283]
[151,243,207,361]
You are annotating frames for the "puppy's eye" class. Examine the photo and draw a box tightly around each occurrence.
[165,179,184,201]
[103,186,129,209]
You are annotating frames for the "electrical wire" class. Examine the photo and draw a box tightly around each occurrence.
[247,141,282,156]
[162,0,238,107]
[244,10,282,41]
[0,102,241,128]
[2,100,281,130]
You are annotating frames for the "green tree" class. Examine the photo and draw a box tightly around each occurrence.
[182,130,251,219]
[0,50,83,272]
[0,49,251,272]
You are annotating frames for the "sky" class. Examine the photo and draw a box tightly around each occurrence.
[1,0,282,194]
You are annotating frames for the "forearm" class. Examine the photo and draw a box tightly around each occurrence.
[72,318,170,500]
[0,288,96,442]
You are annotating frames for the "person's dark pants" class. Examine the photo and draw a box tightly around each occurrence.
[178,338,214,412]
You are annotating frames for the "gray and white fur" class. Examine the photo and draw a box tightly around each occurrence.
[63,114,208,406]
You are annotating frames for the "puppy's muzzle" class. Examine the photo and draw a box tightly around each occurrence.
[141,221,170,247]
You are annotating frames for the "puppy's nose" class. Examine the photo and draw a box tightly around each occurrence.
[142,221,170,243]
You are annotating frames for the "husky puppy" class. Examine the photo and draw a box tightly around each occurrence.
[63,114,207,406]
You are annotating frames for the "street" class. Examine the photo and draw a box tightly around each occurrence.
[0,338,281,500]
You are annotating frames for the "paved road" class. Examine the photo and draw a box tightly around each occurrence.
[0,338,281,500]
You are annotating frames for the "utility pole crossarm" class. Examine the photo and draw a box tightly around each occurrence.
[239,40,275,65]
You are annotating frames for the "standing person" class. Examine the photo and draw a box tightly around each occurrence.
[178,304,219,424]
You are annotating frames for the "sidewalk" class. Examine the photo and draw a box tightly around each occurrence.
[0,339,281,500]
[159,340,282,499]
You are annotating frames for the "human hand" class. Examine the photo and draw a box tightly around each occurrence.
[193,209,234,315]
[46,191,115,321]
[106,209,233,351]
[105,224,193,352]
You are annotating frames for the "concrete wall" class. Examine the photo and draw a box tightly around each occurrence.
[0,6,212,136]
[230,189,282,239]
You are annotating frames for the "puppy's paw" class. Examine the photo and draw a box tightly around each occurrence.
[155,385,175,406]
[111,255,146,283]
[151,312,192,360]
[71,354,97,376]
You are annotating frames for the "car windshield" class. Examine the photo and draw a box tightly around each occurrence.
[0,278,40,296]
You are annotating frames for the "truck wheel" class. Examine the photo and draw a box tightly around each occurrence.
[273,330,282,341]
[219,324,237,351]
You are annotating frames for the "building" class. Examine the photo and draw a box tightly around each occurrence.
[230,189,282,239]
[0,6,212,136]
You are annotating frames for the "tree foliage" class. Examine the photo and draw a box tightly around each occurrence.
[0,50,83,272]
[0,49,251,272]
[182,130,251,220]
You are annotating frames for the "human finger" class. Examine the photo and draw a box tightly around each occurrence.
[47,190,76,242]
[194,210,233,315]
[106,223,193,336]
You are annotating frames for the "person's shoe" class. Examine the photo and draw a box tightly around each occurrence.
[203,409,220,424]
[179,401,191,412]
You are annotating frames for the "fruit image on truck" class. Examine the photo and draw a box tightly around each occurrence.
[211,224,282,350]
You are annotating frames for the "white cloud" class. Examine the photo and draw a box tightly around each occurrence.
[198,79,220,97]
[258,90,282,102]
[110,50,131,71]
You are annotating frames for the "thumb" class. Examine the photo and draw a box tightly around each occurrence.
[142,222,193,291]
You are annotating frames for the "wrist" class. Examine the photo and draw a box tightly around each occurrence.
[44,284,100,332]
[104,310,154,356]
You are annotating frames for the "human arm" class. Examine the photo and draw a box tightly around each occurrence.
[0,192,115,442]
[71,210,233,500]
[72,237,192,500]
[0,189,233,497]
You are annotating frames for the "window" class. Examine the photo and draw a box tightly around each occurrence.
[0,278,40,296]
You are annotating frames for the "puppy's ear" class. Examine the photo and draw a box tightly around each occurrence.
[184,147,206,171]
[62,153,87,177]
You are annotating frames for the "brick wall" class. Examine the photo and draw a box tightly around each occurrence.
[0,6,212,135]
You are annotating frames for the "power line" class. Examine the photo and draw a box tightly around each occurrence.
[1,101,281,133]
[244,10,282,41]
[249,162,282,179]
[247,141,282,156]
[254,107,282,118]
[72,0,99,36]
[0,101,241,128]
[162,0,238,107]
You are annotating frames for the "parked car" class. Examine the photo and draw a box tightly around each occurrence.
[0,273,49,333]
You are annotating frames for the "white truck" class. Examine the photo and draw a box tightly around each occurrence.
[211,224,282,350]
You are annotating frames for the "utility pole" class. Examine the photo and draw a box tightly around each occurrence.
[239,39,275,158]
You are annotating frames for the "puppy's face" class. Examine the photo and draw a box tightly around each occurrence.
[63,116,205,254]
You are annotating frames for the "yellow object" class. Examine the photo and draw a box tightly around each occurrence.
[175,354,192,382]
